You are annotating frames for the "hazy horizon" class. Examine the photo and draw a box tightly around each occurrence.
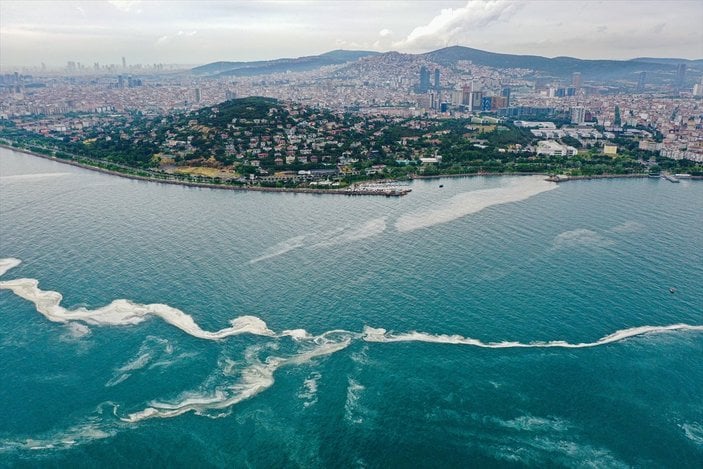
[1,0,702,70]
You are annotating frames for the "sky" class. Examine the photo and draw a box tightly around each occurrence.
[1,0,702,69]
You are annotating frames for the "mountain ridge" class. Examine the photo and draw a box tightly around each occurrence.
[192,46,703,81]
[192,50,381,76]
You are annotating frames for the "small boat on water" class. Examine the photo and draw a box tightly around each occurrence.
[669,287,677,294]
[439,184,444,188]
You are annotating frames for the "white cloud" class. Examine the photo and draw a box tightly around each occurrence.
[107,0,142,13]
[393,0,520,51]
[1,0,701,67]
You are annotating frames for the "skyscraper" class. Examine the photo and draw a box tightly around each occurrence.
[501,87,511,107]
[693,77,703,97]
[572,72,582,89]
[122,57,127,70]
[434,68,440,90]
[419,66,430,93]
[194,87,202,103]
[471,91,483,111]
[462,81,473,109]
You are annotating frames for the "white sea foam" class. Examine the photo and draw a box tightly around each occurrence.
[0,172,70,182]
[3,257,702,351]
[363,324,703,349]
[249,217,387,264]
[681,423,703,446]
[282,329,313,340]
[0,258,21,277]
[610,220,645,233]
[122,333,354,423]
[344,378,366,424]
[61,322,91,341]
[249,235,307,264]
[315,217,387,247]
[149,351,199,370]
[395,177,557,232]
[494,415,569,433]
[552,228,614,250]
[67,322,91,337]
[298,371,321,408]
[106,336,173,387]
[492,436,629,468]
[3,256,703,436]
[0,419,115,453]
[0,265,275,340]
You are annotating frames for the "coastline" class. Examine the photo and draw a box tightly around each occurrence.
[0,144,411,197]
[2,144,699,195]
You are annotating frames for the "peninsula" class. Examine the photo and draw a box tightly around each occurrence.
[1,97,701,193]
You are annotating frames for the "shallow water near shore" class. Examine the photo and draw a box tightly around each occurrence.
[1,146,702,466]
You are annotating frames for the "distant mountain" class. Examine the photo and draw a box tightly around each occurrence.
[192,50,381,77]
[194,46,702,83]
[422,46,700,80]
[630,57,703,66]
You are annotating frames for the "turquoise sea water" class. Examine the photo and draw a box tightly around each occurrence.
[0,147,702,467]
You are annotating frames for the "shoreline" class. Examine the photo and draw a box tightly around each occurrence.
[2,144,699,194]
[0,144,411,197]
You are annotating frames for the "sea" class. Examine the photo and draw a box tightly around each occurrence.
[0,146,702,467]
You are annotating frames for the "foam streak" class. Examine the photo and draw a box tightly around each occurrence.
[0,259,274,340]
[362,324,703,348]
[396,177,556,232]
[123,334,353,423]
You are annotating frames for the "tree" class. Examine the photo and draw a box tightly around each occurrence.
[614,105,622,127]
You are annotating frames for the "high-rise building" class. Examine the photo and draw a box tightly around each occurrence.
[461,82,473,109]
[450,90,463,106]
[434,68,440,89]
[117,75,124,89]
[471,91,483,111]
[122,57,127,70]
[194,87,202,103]
[225,90,237,100]
[419,66,430,93]
[572,72,582,89]
[693,77,703,97]
[636,71,646,92]
[570,106,585,125]
[501,87,511,107]
[676,64,686,88]
[429,91,437,110]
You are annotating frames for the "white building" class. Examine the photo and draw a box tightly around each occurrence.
[515,121,556,129]
[536,140,578,157]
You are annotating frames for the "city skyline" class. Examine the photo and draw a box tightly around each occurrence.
[1,0,702,70]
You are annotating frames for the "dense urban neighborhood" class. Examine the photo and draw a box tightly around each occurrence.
[1,47,702,188]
